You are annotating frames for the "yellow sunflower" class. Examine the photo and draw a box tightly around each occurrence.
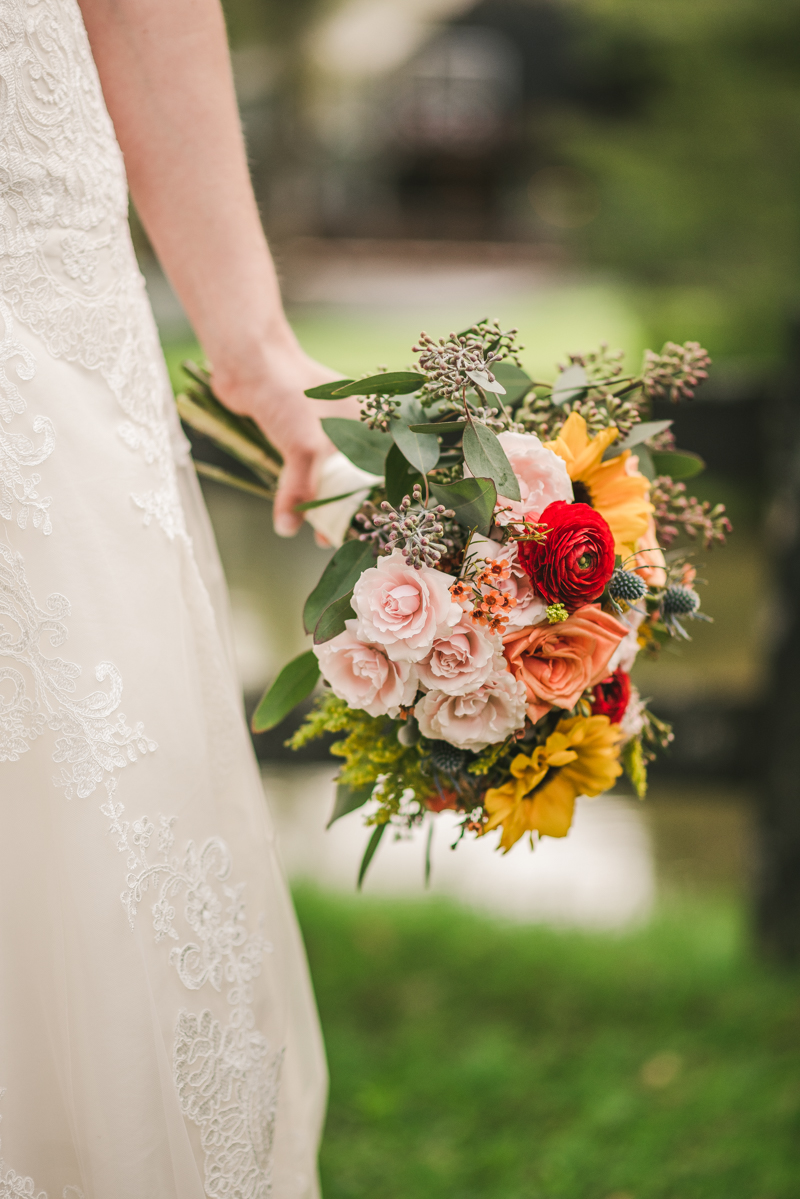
[545,412,652,555]
[483,715,624,851]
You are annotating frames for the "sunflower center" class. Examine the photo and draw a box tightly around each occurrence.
[572,480,593,506]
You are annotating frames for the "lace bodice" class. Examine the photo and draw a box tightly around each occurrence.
[0,0,187,540]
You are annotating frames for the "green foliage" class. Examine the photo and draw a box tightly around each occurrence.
[303,539,375,634]
[320,418,392,475]
[390,397,440,474]
[298,889,800,1199]
[250,650,319,732]
[461,423,521,502]
[651,449,705,480]
[313,590,355,644]
[288,693,434,809]
[622,734,648,799]
[428,477,497,537]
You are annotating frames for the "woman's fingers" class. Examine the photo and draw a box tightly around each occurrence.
[273,448,319,538]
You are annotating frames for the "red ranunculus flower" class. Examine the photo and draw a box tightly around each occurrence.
[517,501,615,611]
[591,668,631,725]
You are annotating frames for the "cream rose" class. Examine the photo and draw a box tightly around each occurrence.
[352,550,462,661]
[415,669,527,751]
[314,622,418,717]
[416,619,499,695]
[494,431,573,523]
[465,535,547,631]
[503,605,628,724]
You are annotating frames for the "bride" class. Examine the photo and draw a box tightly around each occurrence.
[0,0,351,1193]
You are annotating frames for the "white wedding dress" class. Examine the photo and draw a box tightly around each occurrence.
[0,2,326,1195]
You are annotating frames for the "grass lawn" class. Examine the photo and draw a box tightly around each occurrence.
[295,889,800,1199]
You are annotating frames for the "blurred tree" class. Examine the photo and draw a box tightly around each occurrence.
[558,0,800,361]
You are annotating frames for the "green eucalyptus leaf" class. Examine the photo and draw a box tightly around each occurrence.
[305,379,355,399]
[466,369,506,395]
[635,446,656,481]
[385,442,423,508]
[552,364,589,407]
[251,651,319,733]
[314,589,356,644]
[408,421,466,434]
[330,371,425,398]
[651,450,705,480]
[321,417,392,474]
[491,362,533,407]
[429,477,497,536]
[391,397,440,474]
[357,823,386,889]
[303,540,374,634]
[462,423,520,501]
[328,782,375,828]
[602,420,673,460]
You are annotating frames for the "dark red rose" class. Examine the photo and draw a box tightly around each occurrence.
[516,501,615,611]
[591,669,631,724]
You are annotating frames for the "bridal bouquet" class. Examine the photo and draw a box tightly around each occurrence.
[178,322,730,884]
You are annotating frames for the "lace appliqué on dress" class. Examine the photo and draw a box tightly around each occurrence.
[0,541,156,789]
[102,802,284,1196]
[0,1089,85,1199]
[0,0,186,543]
[0,296,53,536]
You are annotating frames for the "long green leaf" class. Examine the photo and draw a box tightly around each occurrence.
[314,589,356,644]
[357,824,386,889]
[602,419,673,460]
[294,489,360,512]
[330,371,425,398]
[327,782,375,828]
[429,477,497,536]
[462,424,521,501]
[321,418,392,474]
[305,379,355,399]
[391,397,440,474]
[651,450,706,480]
[304,540,374,634]
[408,421,466,434]
[251,651,319,733]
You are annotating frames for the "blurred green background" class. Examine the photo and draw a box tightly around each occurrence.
[138,0,800,1193]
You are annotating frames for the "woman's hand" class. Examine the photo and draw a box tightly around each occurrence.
[212,335,361,537]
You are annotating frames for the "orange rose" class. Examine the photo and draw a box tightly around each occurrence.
[502,606,628,724]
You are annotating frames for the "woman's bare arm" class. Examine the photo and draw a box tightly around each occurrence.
[78,0,352,536]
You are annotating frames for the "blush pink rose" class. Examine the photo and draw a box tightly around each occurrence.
[502,605,628,724]
[415,669,527,751]
[416,619,498,695]
[494,431,573,523]
[352,550,462,661]
[465,535,547,631]
[314,622,418,717]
